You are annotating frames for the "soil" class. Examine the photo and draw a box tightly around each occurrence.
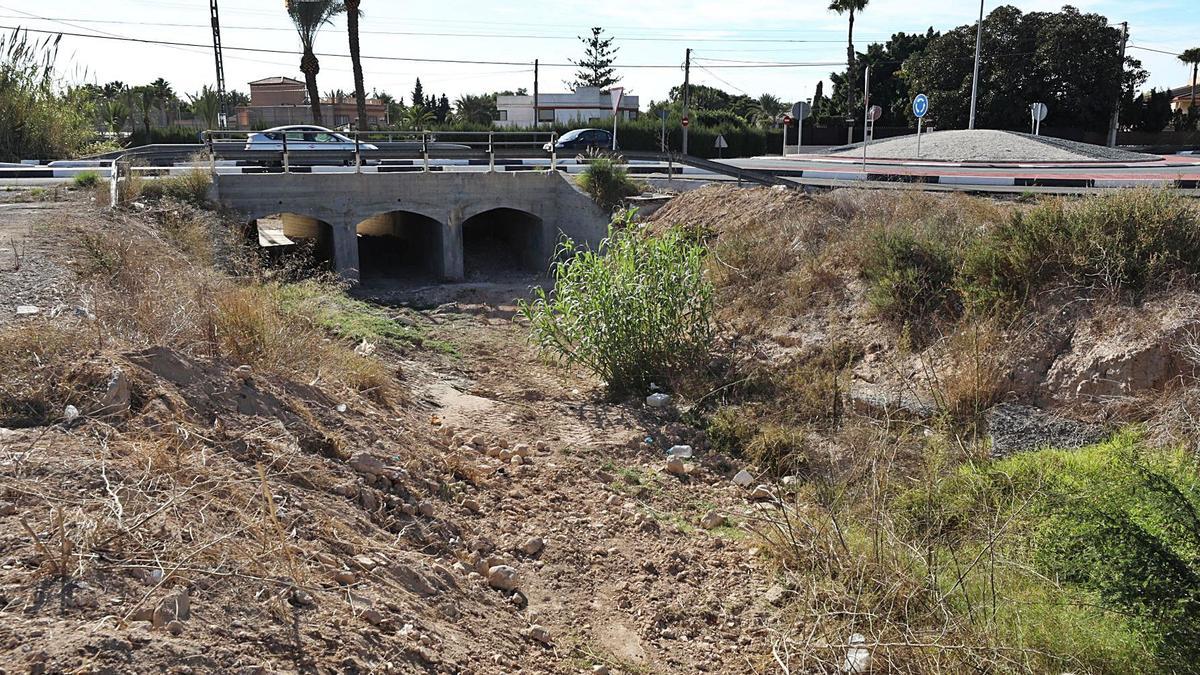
[0,193,790,674]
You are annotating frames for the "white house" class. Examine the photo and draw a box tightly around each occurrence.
[494,86,639,128]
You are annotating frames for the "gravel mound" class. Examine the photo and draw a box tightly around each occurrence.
[986,403,1109,458]
[828,129,1157,163]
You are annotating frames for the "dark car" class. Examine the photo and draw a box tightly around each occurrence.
[543,128,616,153]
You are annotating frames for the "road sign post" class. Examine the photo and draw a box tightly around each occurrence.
[862,67,871,172]
[789,101,811,156]
[1030,102,1048,136]
[912,93,929,158]
[714,134,728,159]
[658,110,668,151]
[610,87,624,151]
[781,114,792,156]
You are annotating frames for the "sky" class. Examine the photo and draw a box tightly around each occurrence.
[3,0,1197,107]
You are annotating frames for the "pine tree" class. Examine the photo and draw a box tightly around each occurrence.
[411,78,425,110]
[436,94,451,122]
[569,27,620,90]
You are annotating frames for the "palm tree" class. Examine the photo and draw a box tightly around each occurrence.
[828,0,869,118]
[98,98,131,135]
[188,86,221,130]
[400,105,435,129]
[344,0,367,130]
[284,0,344,125]
[1182,48,1200,117]
[149,77,176,125]
[133,86,157,137]
[453,94,498,125]
[752,93,786,127]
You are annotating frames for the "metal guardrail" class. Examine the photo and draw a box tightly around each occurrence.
[199,129,561,175]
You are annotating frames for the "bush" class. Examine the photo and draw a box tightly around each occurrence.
[137,169,211,206]
[518,212,714,394]
[576,154,643,212]
[861,227,960,330]
[961,189,1200,309]
[898,433,1200,669]
[72,171,100,188]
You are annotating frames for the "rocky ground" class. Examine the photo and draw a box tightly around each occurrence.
[0,190,804,674]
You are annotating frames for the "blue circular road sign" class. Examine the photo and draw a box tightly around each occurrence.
[913,93,929,118]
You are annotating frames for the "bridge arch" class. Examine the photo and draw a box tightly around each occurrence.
[248,212,335,271]
[354,210,446,280]
[461,207,547,277]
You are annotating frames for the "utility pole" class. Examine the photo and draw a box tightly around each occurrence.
[1107,22,1128,148]
[209,0,227,128]
[533,59,540,128]
[968,0,984,130]
[682,48,691,155]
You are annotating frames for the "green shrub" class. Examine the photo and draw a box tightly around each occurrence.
[897,433,1200,669]
[577,155,643,212]
[961,190,1200,309]
[72,171,100,188]
[861,227,960,330]
[518,212,714,394]
[138,169,211,206]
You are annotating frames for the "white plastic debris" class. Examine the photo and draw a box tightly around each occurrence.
[843,633,872,673]
[15,305,39,316]
[63,405,80,423]
[646,393,671,408]
[668,445,693,459]
[335,403,348,413]
[732,470,754,487]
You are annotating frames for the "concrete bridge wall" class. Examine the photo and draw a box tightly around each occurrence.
[211,171,611,281]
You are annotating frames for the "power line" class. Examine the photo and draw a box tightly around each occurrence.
[1129,44,1182,57]
[0,25,844,69]
[0,14,856,44]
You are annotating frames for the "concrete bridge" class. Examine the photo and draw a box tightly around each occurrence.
[211,171,611,281]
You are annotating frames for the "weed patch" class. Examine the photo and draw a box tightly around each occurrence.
[519,212,714,395]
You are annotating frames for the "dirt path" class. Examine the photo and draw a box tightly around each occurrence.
[377,282,780,673]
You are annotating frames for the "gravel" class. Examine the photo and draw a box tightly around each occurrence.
[828,129,1157,163]
[986,403,1109,458]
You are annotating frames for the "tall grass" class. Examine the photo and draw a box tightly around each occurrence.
[519,211,714,394]
[0,28,96,161]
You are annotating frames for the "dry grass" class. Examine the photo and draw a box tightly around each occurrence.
[68,205,396,403]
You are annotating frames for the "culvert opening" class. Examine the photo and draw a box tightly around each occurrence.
[252,213,334,273]
[356,211,443,280]
[462,208,544,278]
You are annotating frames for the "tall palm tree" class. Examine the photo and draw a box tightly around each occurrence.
[1182,48,1200,117]
[344,0,367,130]
[284,0,344,125]
[828,0,869,118]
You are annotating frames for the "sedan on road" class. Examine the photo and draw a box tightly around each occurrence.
[543,128,616,153]
[244,125,379,151]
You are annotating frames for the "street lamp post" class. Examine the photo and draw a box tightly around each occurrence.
[968,0,984,130]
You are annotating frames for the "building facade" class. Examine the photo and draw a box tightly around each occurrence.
[494,87,639,128]
[233,76,388,129]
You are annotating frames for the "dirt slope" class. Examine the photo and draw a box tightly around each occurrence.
[0,192,786,674]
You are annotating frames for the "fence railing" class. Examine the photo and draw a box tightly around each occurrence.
[199,129,560,174]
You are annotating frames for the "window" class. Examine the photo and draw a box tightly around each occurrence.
[495,110,508,121]
[626,110,639,121]
[587,117,601,125]
[314,133,337,143]
[537,108,555,122]
[334,115,350,126]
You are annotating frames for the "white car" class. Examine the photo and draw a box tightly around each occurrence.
[244,125,378,151]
